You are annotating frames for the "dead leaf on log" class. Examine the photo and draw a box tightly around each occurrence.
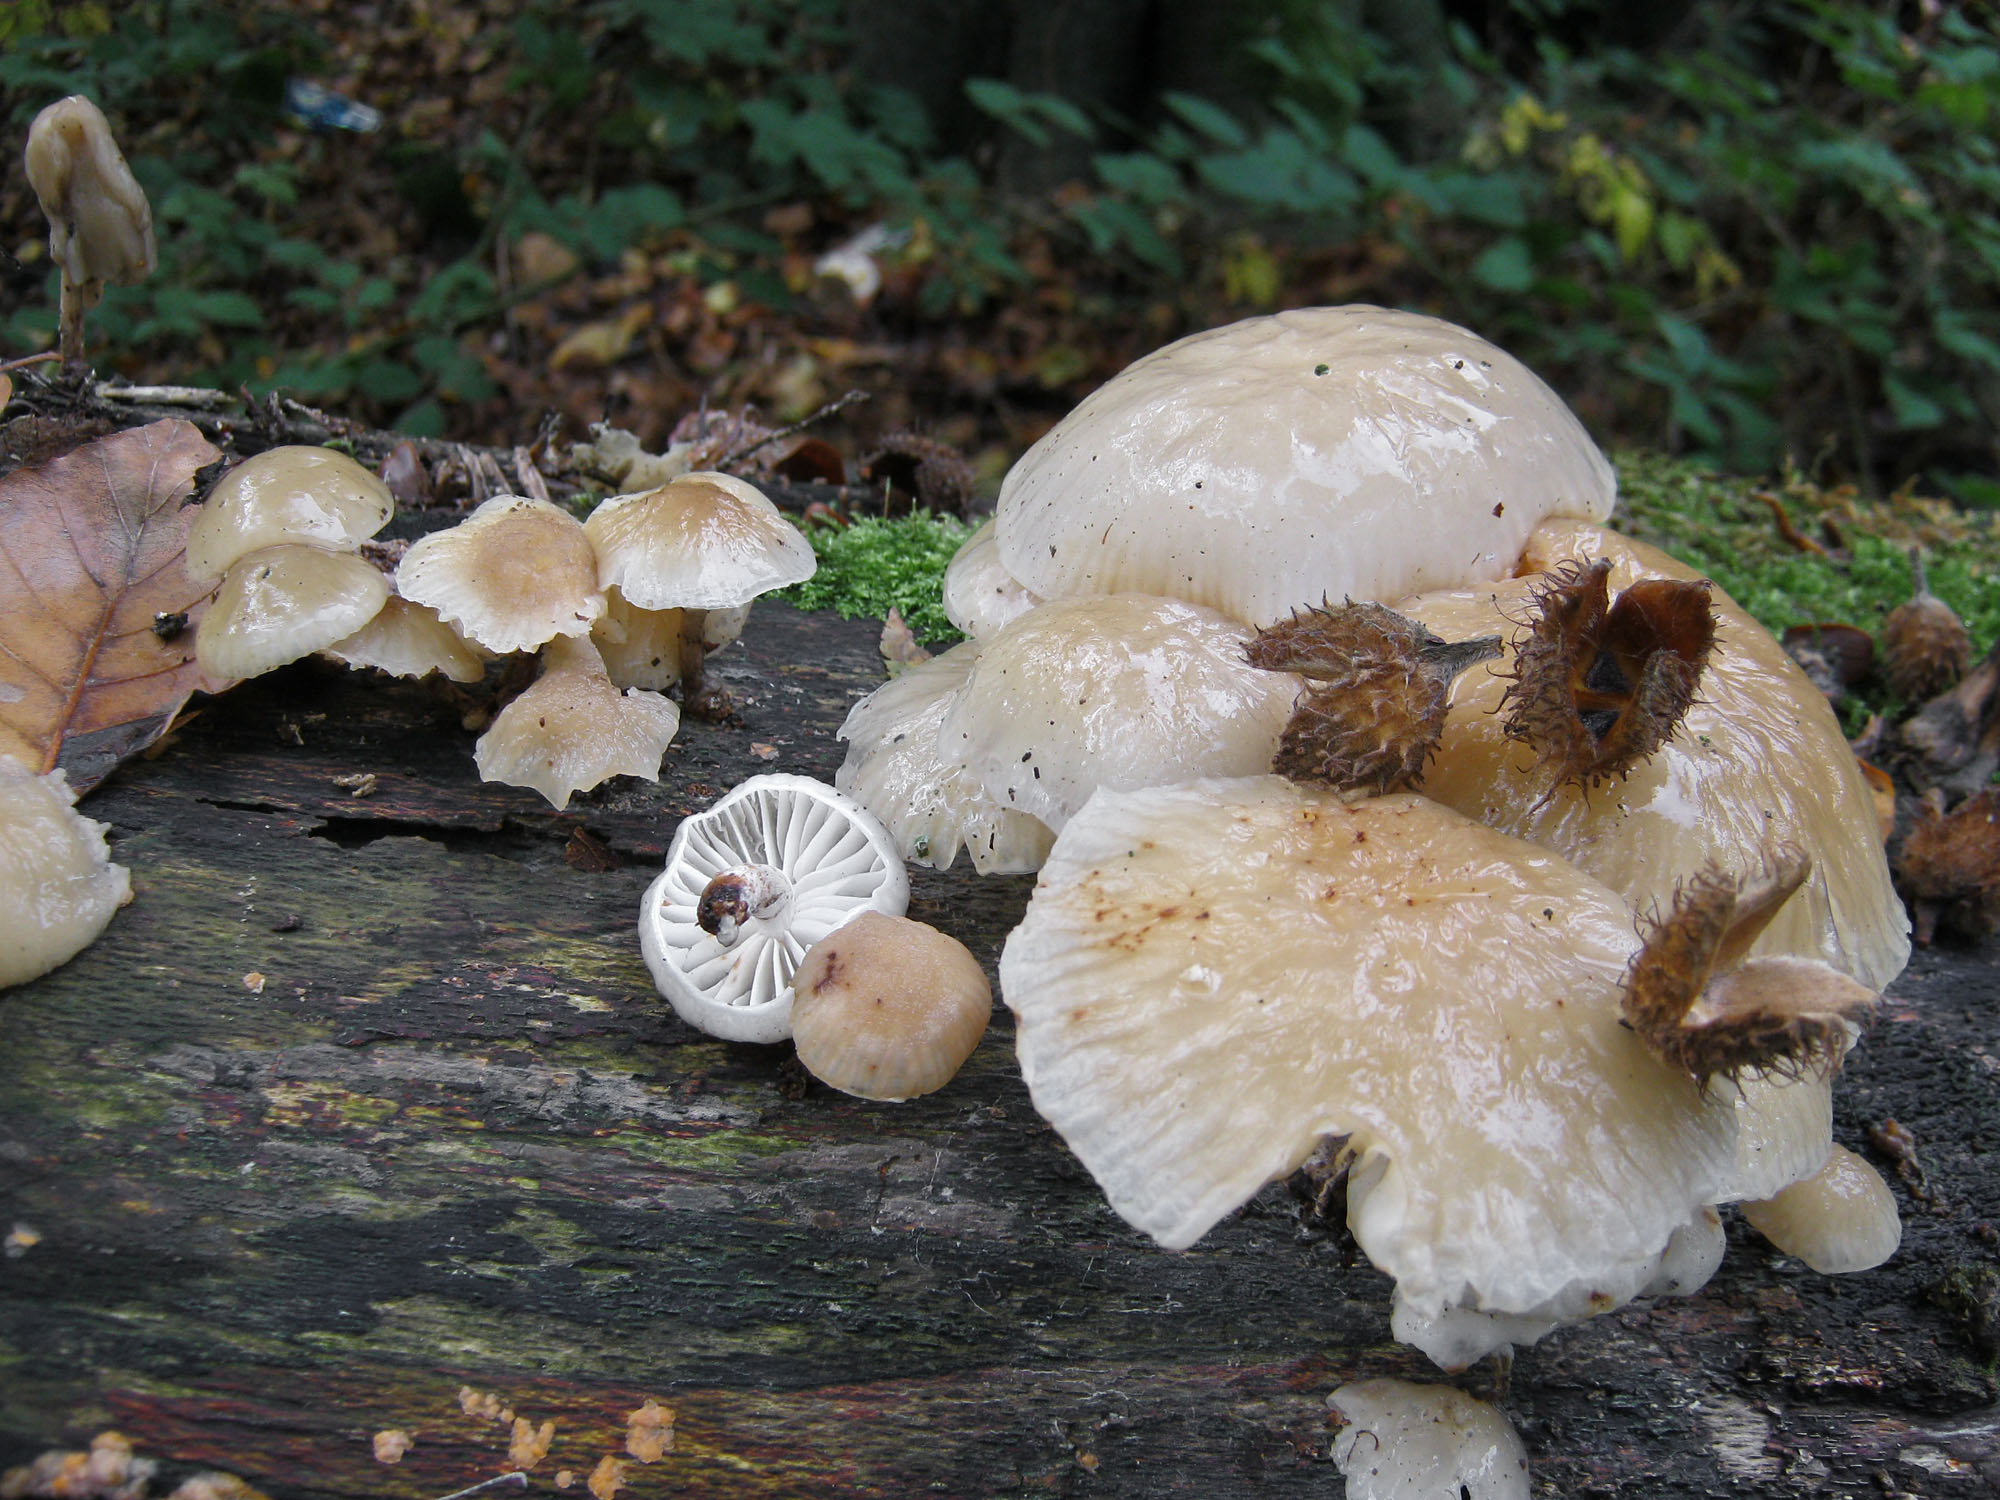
[0,418,225,792]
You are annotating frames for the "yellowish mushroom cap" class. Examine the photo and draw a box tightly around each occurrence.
[942,517,1041,639]
[23,95,155,293]
[0,759,132,989]
[473,634,679,809]
[193,543,391,682]
[396,495,604,654]
[584,471,815,611]
[1740,1142,1900,1274]
[791,911,992,1101]
[185,446,394,583]
[323,596,483,683]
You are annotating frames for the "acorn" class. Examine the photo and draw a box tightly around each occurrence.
[1245,599,1499,795]
[1881,547,1971,703]
[1500,558,1716,793]
[1620,843,1876,1089]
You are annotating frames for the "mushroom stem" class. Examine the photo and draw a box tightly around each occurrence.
[58,278,94,370]
[697,864,792,946]
[677,607,732,720]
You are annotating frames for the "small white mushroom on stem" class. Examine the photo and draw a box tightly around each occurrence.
[23,95,156,369]
[472,634,679,809]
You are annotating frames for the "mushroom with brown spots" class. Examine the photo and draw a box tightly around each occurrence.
[791,911,991,1100]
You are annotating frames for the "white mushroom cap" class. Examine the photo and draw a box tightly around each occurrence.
[184,446,394,583]
[0,759,132,989]
[473,634,679,809]
[833,640,1055,873]
[942,517,1041,639]
[1727,1069,1836,1205]
[1398,519,1909,992]
[1001,777,1736,1332]
[396,495,605,654]
[193,543,391,681]
[323,596,484,683]
[790,911,992,1100]
[23,96,155,293]
[1740,1143,1901,1274]
[1329,1380,1529,1500]
[994,305,1615,627]
[584,471,816,611]
[936,594,1300,832]
[639,774,910,1043]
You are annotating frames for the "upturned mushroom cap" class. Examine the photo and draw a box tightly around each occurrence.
[790,911,992,1100]
[833,641,1055,873]
[23,96,155,292]
[1398,519,1909,993]
[584,471,816,611]
[185,446,394,583]
[472,634,679,809]
[193,543,391,681]
[396,495,604,653]
[941,517,1041,639]
[1740,1143,1901,1274]
[936,594,1300,832]
[640,775,910,1043]
[0,759,132,989]
[323,596,484,683]
[1001,777,1736,1331]
[994,305,1615,627]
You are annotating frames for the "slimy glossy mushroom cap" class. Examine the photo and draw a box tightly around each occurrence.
[194,544,391,682]
[396,495,604,654]
[0,759,132,989]
[185,446,394,583]
[323,596,484,683]
[584,472,816,611]
[994,305,1615,626]
[1329,1379,1530,1500]
[941,518,1041,640]
[791,911,991,1100]
[24,95,155,292]
[473,635,679,809]
[1740,1143,1900,1274]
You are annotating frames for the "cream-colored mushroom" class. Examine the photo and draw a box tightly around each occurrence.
[472,634,679,809]
[1329,1380,1530,1500]
[934,593,1299,833]
[1000,776,1738,1363]
[590,590,751,693]
[323,596,484,683]
[941,517,1041,640]
[583,472,814,709]
[1,758,132,989]
[185,446,394,584]
[24,95,155,366]
[790,911,991,1100]
[194,543,391,681]
[396,495,604,654]
[993,305,1615,627]
[1397,519,1909,993]
[832,641,1054,873]
[1739,1143,1901,1274]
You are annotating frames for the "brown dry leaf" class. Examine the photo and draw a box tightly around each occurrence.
[0,418,224,791]
[879,607,930,675]
[0,374,12,409]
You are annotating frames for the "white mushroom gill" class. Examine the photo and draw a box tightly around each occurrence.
[1001,777,1737,1349]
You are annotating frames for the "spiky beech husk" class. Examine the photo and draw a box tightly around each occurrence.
[1881,549,1971,703]
[1501,559,1716,793]
[1246,600,1499,795]
[1621,846,1876,1088]
[1895,788,2000,944]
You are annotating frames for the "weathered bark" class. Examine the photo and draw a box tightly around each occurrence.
[1,601,1997,1499]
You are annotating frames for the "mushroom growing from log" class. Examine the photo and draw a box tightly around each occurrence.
[24,95,155,369]
[472,634,679,810]
[396,495,605,654]
[0,758,132,988]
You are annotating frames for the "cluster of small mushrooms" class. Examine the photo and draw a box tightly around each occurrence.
[811,305,1909,1394]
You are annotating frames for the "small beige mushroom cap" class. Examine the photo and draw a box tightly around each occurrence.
[0,759,132,989]
[24,96,155,291]
[834,641,1054,873]
[994,305,1615,627]
[185,446,394,583]
[473,634,679,809]
[942,517,1041,639]
[1740,1143,1900,1274]
[194,543,390,681]
[323,596,484,682]
[1001,777,1736,1326]
[1397,519,1910,992]
[396,495,605,653]
[937,594,1300,833]
[791,911,992,1100]
[584,471,816,611]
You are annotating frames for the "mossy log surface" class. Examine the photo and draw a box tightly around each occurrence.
[3,602,1998,1500]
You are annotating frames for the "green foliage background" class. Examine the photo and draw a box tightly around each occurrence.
[3,0,1998,504]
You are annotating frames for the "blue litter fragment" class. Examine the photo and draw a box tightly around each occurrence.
[284,78,382,133]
